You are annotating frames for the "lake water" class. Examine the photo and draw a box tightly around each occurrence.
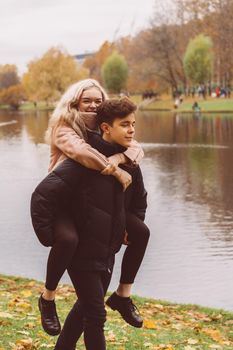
[0,109,233,311]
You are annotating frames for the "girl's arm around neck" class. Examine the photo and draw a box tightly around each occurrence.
[53,123,109,171]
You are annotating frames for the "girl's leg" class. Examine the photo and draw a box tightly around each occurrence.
[120,212,150,287]
[45,213,79,292]
[39,213,79,336]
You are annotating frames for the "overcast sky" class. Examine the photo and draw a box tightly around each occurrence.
[0,0,155,74]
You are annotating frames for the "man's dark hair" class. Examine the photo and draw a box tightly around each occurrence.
[96,97,137,126]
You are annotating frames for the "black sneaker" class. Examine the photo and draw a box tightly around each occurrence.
[106,292,143,328]
[38,295,61,336]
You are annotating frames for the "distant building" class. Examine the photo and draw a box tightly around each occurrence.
[73,52,95,64]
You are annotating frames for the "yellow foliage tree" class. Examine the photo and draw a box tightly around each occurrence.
[22,47,89,103]
[0,84,25,109]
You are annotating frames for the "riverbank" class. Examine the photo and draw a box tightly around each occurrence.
[0,102,54,111]
[1,97,233,114]
[0,275,232,350]
[139,97,233,113]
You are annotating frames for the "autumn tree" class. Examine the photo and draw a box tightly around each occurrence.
[143,1,189,93]
[180,0,233,85]
[101,51,128,93]
[22,47,89,103]
[183,34,213,85]
[0,84,25,109]
[84,41,115,83]
[116,33,158,93]
[0,64,19,90]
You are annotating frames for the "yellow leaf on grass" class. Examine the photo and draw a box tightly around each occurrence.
[106,330,116,342]
[172,323,183,330]
[143,342,154,348]
[20,290,32,298]
[0,311,13,319]
[24,322,35,329]
[203,328,224,343]
[187,338,199,345]
[144,319,157,329]
[154,304,164,310]
[12,338,33,350]
[184,346,196,350]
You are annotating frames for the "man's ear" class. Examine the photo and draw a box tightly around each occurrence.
[100,122,111,134]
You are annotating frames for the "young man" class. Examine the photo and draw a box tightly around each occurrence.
[31,98,149,349]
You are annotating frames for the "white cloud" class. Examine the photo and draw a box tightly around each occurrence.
[0,0,155,74]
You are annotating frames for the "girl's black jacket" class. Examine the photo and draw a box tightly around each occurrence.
[30,132,147,271]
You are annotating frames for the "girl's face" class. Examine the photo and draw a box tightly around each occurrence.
[78,87,103,112]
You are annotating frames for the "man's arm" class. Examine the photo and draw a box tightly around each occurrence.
[129,167,147,221]
[108,140,144,167]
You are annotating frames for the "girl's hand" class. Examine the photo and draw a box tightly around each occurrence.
[108,153,127,167]
[113,167,132,192]
[101,164,132,191]
[101,163,118,175]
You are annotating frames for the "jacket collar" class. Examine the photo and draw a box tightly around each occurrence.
[87,131,126,157]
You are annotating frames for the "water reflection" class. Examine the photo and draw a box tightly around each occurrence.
[0,109,233,310]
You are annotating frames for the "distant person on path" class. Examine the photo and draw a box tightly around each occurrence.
[31,79,149,336]
[31,98,149,350]
[192,101,201,112]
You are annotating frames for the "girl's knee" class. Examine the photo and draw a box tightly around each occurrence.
[58,232,79,249]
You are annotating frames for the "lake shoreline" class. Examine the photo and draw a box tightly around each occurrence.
[0,273,233,349]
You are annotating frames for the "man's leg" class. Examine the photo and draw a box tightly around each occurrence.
[39,213,79,336]
[106,213,150,327]
[54,265,112,350]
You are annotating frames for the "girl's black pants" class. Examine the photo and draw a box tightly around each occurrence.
[45,212,149,291]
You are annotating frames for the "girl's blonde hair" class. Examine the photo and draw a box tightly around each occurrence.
[45,79,108,144]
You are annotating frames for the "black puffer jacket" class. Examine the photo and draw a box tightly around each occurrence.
[31,133,147,271]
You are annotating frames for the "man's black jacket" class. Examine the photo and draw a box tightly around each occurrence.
[31,133,147,271]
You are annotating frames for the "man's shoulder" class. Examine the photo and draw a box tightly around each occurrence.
[121,164,143,178]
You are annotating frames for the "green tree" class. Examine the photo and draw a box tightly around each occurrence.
[183,34,214,84]
[101,51,128,93]
[22,47,89,103]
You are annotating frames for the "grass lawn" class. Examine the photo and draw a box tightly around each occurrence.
[178,99,233,112]
[140,97,233,113]
[19,102,54,111]
[0,274,233,349]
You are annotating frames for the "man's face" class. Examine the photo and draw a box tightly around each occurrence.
[102,113,136,147]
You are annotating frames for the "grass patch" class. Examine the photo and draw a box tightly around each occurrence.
[0,274,233,349]
[178,99,233,112]
[140,97,233,113]
[0,102,54,111]
[19,102,54,111]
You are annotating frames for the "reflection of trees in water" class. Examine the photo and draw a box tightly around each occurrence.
[0,110,23,139]
[0,110,49,143]
[22,111,50,144]
[137,111,233,146]
[144,144,233,244]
